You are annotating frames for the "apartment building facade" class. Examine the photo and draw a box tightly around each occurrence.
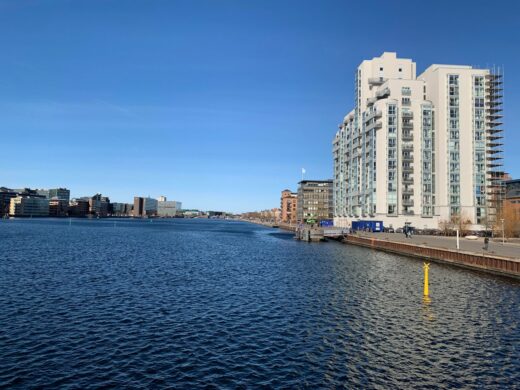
[333,52,504,230]
[280,190,298,224]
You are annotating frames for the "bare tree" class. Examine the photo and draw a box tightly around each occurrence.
[496,202,520,238]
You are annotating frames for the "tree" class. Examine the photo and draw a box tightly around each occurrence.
[496,202,520,238]
[438,211,472,235]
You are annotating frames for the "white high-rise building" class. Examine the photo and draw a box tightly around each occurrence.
[333,52,504,230]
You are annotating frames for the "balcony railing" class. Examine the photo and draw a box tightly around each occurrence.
[365,110,382,122]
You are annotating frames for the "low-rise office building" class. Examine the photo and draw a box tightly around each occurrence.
[144,197,158,216]
[69,199,90,217]
[9,196,50,217]
[0,187,18,217]
[111,202,133,216]
[89,194,110,217]
[157,197,182,217]
[297,180,333,224]
[49,198,69,217]
[133,196,160,217]
[49,188,70,202]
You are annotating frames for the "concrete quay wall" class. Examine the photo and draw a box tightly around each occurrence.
[344,235,520,279]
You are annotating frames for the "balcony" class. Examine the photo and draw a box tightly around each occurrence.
[402,133,413,142]
[401,143,414,151]
[368,77,387,86]
[402,177,414,184]
[366,120,382,130]
[402,121,413,129]
[402,188,414,195]
[365,110,382,122]
[402,210,415,215]
[401,111,413,119]
[376,87,391,98]
[402,165,414,173]
[402,199,414,207]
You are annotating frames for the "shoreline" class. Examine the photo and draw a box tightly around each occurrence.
[340,235,520,280]
[243,220,520,279]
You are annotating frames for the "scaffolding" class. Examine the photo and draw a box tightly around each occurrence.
[485,67,505,228]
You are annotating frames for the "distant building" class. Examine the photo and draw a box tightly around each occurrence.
[112,202,133,216]
[504,179,520,218]
[183,210,202,218]
[297,180,333,224]
[36,189,50,198]
[158,195,167,202]
[69,199,89,217]
[49,188,70,202]
[143,197,158,216]
[133,197,144,217]
[14,188,43,197]
[9,196,49,217]
[157,198,182,217]
[260,208,281,223]
[89,194,110,217]
[49,199,69,217]
[280,190,298,224]
[0,187,18,217]
[133,196,159,217]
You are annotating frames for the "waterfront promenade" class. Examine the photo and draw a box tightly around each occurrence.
[356,232,520,259]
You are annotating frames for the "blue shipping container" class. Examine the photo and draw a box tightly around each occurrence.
[351,220,383,232]
[320,219,334,227]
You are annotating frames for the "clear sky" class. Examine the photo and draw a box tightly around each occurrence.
[0,0,519,212]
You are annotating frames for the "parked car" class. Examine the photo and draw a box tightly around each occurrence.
[396,228,403,234]
[384,227,395,233]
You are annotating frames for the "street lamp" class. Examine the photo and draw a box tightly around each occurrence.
[501,218,505,245]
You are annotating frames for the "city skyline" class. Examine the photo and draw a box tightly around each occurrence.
[1,1,519,212]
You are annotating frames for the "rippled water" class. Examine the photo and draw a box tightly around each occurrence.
[0,218,518,388]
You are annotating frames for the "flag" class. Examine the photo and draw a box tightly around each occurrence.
[302,168,306,174]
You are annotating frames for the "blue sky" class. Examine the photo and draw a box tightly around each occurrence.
[0,0,519,212]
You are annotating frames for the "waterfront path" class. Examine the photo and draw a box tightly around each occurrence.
[356,232,520,260]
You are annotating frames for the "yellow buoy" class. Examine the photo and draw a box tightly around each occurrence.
[423,262,430,297]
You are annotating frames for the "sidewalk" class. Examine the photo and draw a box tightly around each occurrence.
[356,232,520,260]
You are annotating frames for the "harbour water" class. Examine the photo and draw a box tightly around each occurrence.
[0,218,518,388]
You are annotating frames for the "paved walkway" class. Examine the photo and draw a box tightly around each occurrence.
[355,232,520,260]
